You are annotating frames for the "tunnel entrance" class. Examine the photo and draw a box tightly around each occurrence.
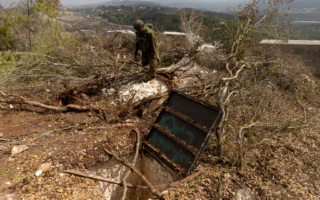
[87,152,179,200]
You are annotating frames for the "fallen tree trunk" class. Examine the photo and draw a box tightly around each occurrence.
[0,90,167,115]
[0,98,103,112]
[0,91,103,112]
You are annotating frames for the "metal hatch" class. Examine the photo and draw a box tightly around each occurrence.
[144,90,222,176]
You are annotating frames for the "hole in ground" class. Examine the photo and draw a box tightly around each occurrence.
[87,152,180,200]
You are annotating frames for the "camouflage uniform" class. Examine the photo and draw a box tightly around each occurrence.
[134,21,158,80]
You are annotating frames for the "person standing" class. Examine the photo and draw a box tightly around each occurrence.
[133,20,158,81]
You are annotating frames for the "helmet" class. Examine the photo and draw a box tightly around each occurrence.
[134,20,144,31]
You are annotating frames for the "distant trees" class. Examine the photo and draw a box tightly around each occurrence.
[108,16,118,24]
[0,0,62,50]
[95,5,229,33]
[290,24,320,40]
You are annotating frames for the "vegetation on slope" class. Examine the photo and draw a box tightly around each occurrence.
[1,0,320,199]
[285,8,320,40]
[290,23,320,40]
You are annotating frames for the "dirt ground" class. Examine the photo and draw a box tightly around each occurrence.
[0,82,320,200]
[2,4,319,199]
[0,42,320,199]
[0,86,153,199]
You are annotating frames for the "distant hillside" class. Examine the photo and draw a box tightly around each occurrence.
[289,8,320,21]
[98,1,163,7]
[66,0,320,12]
[286,0,320,9]
[290,23,320,40]
[70,6,234,32]
[284,7,320,40]
[154,0,320,11]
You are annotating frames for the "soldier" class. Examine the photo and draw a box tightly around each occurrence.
[133,20,158,81]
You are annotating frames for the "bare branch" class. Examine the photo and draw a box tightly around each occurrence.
[0,91,104,112]
[65,167,207,190]
[221,64,246,81]
[224,91,238,105]
[296,90,307,122]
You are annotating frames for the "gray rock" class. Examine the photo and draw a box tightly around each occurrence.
[234,188,254,200]
[0,194,16,200]
[35,163,52,177]
[11,145,28,155]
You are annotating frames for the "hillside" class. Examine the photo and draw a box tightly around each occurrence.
[68,5,233,43]
[68,3,320,41]
[69,5,233,32]
[290,8,320,21]
[285,8,320,40]
[155,0,320,11]
[98,0,163,7]
[290,23,320,40]
[1,1,320,200]
[286,0,320,9]
[1,33,320,200]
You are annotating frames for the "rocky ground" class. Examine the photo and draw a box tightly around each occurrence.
[1,47,320,200]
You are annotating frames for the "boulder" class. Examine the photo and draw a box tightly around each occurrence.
[118,79,168,103]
